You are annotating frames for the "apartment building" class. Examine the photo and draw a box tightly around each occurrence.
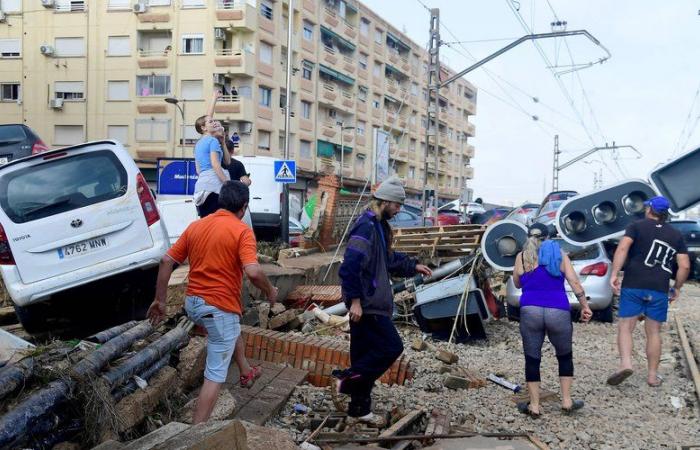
[0,0,476,203]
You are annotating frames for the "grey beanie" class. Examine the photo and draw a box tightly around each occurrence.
[374,177,406,204]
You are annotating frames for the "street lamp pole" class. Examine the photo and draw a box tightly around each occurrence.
[165,97,185,157]
[281,0,294,245]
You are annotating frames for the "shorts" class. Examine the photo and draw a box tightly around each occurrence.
[185,295,240,383]
[618,288,669,323]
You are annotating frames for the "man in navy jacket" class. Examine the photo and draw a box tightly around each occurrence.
[337,177,432,426]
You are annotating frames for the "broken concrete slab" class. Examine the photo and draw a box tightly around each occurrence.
[91,440,125,450]
[422,435,544,450]
[268,309,298,330]
[241,421,299,450]
[270,303,286,315]
[115,366,180,433]
[123,422,190,450]
[175,336,206,390]
[257,303,271,330]
[151,420,248,450]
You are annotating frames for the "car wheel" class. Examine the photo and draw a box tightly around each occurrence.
[506,303,520,322]
[594,303,614,323]
[13,303,48,334]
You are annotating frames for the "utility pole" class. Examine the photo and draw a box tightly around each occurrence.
[554,143,641,186]
[281,0,293,245]
[422,8,440,225]
[552,134,560,191]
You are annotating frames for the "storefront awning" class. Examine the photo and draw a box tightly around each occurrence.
[317,140,352,157]
[319,64,355,85]
[320,26,356,52]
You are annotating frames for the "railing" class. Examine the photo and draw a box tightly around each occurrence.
[138,49,171,57]
[322,83,336,92]
[323,44,336,55]
[343,18,356,29]
[217,0,246,8]
[341,89,353,99]
[215,48,243,56]
[324,6,336,17]
[219,94,241,102]
[342,54,353,65]
[322,119,336,129]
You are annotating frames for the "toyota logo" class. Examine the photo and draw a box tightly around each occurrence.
[71,219,83,228]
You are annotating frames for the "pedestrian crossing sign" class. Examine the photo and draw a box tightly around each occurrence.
[274,160,296,183]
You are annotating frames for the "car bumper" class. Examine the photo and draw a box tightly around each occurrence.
[251,212,281,228]
[1,240,169,307]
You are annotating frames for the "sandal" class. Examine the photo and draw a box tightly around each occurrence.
[647,375,663,387]
[239,365,262,389]
[561,399,585,414]
[606,368,633,386]
[517,401,542,418]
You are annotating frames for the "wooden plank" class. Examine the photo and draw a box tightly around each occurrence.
[379,409,425,438]
[394,230,485,239]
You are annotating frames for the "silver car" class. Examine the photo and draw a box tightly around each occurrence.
[505,238,614,322]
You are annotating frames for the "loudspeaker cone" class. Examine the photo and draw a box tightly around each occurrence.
[563,211,586,234]
[496,236,518,256]
[623,191,647,214]
[593,201,617,224]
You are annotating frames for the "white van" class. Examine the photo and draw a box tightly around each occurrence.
[238,155,283,230]
[0,140,170,331]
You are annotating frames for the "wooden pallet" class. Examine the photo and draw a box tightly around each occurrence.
[392,224,485,259]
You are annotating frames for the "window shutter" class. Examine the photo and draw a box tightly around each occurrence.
[55,81,84,93]
[107,81,129,100]
[0,0,21,12]
[107,36,130,56]
[54,125,85,146]
[55,37,85,57]
[181,80,203,100]
[0,39,20,55]
[107,125,129,145]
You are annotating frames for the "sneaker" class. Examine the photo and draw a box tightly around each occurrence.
[346,412,386,428]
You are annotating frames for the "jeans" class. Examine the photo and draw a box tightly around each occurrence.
[185,295,240,383]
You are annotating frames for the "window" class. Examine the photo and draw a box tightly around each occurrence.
[107,81,129,100]
[257,130,271,151]
[301,101,311,119]
[181,34,204,54]
[411,82,418,96]
[279,90,287,109]
[328,109,337,119]
[136,75,170,96]
[0,0,21,12]
[182,126,200,145]
[181,80,203,100]
[372,95,380,109]
[360,18,370,36]
[135,119,170,142]
[258,86,272,107]
[259,42,273,64]
[260,0,273,20]
[54,125,85,146]
[55,37,85,57]
[357,86,367,102]
[408,166,415,179]
[374,29,383,44]
[300,140,311,159]
[55,0,86,11]
[107,36,130,56]
[0,150,127,224]
[0,39,21,58]
[356,121,365,136]
[55,81,84,101]
[358,53,368,70]
[107,0,130,9]
[182,0,205,7]
[302,61,313,80]
[303,21,313,41]
[238,85,252,98]
[0,83,20,102]
[372,62,381,78]
[107,125,129,145]
[148,0,171,5]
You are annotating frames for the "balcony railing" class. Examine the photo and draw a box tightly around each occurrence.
[55,1,86,12]
[322,83,336,92]
[324,6,336,17]
[138,49,171,57]
[323,44,336,55]
[342,54,353,65]
[341,89,353,99]
[219,94,241,102]
[215,48,243,56]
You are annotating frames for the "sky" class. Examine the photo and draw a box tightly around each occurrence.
[362,0,700,206]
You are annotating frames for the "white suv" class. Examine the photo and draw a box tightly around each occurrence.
[0,141,170,331]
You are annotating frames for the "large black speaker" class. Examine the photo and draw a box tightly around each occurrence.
[649,146,700,213]
[555,180,657,246]
[480,220,528,271]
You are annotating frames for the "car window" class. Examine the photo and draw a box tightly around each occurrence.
[396,212,412,221]
[0,150,128,223]
[670,222,700,233]
[555,238,600,261]
[0,126,28,144]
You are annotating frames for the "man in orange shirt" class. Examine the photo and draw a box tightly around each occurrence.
[147,181,278,423]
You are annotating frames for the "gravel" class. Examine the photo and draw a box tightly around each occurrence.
[270,282,700,449]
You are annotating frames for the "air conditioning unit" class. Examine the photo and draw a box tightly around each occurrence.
[41,0,55,7]
[0,12,6,22]
[132,2,148,13]
[50,98,64,109]
[239,122,253,134]
[214,28,226,41]
[212,74,226,85]
[40,45,55,56]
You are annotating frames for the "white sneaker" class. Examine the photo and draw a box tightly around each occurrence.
[346,412,386,427]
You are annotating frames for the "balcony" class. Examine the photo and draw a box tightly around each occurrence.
[464,99,477,115]
[385,79,399,95]
[340,89,354,109]
[465,122,476,137]
[323,7,339,27]
[464,144,475,158]
[214,49,255,76]
[322,44,338,65]
[342,55,355,74]
[390,148,408,162]
[137,12,170,24]
[384,110,397,126]
[342,20,356,39]
[321,120,337,138]
[464,166,474,179]
[213,95,254,121]
[216,1,256,31]
[321,83,338,104]
[137,50,169,69]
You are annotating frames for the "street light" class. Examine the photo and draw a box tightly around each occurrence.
[165,97,186,158]
[337,121,355,187]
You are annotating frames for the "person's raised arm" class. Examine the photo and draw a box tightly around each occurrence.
[206,90,222,122]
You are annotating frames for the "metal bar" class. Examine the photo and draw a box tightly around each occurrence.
[675,315,700,410]
[281,0,294,245]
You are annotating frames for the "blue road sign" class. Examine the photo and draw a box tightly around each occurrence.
[274,160,296,183]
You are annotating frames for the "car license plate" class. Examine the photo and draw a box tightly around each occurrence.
[57,237,108,259]
[0,157,8,165]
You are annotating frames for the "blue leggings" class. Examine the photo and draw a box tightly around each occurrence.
[519,306,573,382]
